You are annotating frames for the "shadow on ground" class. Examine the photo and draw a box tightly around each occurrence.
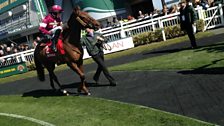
[22,82,113,98]
[195,42,224,53]
[144,42,224,56]
[179,57,224,75]
[178,67,224,74]
[143,47,192,56]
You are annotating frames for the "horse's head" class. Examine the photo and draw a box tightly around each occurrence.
[71,6,101,30]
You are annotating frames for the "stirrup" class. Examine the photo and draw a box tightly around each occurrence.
[51,46,57,52]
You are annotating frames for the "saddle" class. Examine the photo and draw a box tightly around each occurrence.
[39,39,65,58]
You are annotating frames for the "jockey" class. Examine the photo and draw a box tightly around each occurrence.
[39,5,63,52]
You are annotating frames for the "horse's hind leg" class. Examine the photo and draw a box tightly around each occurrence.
[49,72,56,90]
[67,62,90,95]
[47,64,61,90]
[47,63,69,95]
[50,71,62,89]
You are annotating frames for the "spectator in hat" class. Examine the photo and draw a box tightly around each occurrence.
[179,0,198,48]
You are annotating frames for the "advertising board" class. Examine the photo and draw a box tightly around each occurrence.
[0,62,28,78]
[83,37,134,59]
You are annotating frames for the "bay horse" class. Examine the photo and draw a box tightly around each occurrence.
[34,7,100,95]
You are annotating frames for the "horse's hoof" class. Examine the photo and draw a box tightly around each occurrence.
[60,89,69,96]
[63,90,67,94]
[85,92,91,96]
[81,92,91,96]
[77,89,91,96]
[63,90,70,96]
[110,81,117,86]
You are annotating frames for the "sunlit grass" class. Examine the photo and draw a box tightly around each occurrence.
[0,95,215,126]
[110,41,224,71]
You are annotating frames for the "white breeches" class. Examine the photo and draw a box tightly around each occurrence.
[49,26,62,34]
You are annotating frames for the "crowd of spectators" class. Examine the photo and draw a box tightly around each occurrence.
[139,0,222,18]
[104,0,223,28]
[0,43,31,57]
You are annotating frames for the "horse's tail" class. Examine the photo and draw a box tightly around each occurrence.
[34,48,45,81]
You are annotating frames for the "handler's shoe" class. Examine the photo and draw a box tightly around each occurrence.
[110,81,117,86]
[191,46,198,49]
[93,76,99,84]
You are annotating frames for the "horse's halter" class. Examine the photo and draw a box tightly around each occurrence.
[74,11,100,30]
[76,16,88,27]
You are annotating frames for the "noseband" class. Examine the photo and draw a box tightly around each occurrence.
[76,16,87,27]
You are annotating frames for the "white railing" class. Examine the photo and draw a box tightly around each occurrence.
[100,4,224,42]
[0,49,34,67]
[204,4,224,30]
[0,4,223,68]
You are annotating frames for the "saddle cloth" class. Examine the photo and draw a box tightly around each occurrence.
[40,39,65,57]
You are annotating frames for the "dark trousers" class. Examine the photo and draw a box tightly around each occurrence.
[92,52,115,83]
[185,25,197,48]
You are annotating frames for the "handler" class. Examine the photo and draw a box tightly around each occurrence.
[81,28,117,86]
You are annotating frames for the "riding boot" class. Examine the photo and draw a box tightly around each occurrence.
[51,29,61,52]
[37,35,50,43]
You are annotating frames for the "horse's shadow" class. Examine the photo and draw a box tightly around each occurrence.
[22,82,112,98]
[22,89,66,98]
[61,82,111,89]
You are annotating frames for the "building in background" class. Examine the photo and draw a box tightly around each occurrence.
[0,0,48,47]
[60,0,155,27]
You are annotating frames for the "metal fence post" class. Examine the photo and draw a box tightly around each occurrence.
[120,22,126,38]
[197,6,204,20]
[219,4,224,26]
[21,53,26,62]
[16,56,21,63]
[158,19,166,41]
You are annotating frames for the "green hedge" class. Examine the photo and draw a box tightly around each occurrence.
[133,19,205,46]
[26,62,36,71]
[196,19,205,32]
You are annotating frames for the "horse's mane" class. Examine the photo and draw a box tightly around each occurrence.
[70,8,101,30]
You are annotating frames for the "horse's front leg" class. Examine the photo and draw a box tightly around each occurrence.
[67,62,90,95]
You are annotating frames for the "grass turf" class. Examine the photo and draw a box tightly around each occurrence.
[110,41,224,71]
[0,95,215,126]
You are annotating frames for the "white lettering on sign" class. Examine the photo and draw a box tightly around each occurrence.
[83,37,134,59]
[111,41,124,49]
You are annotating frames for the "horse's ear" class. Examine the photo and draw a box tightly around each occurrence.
[73,5,81,15]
